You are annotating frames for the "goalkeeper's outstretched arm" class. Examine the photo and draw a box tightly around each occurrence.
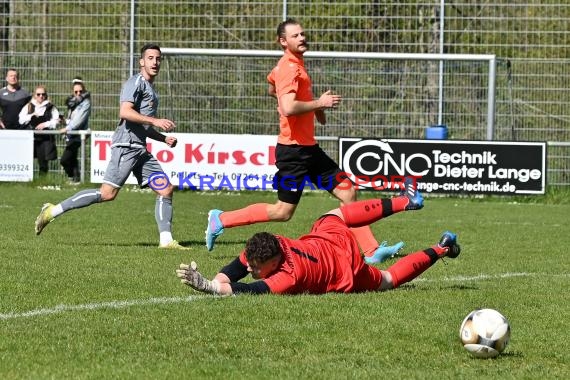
[176,261,271,295]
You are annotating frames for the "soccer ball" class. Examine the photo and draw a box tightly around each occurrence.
[459,308,511,358]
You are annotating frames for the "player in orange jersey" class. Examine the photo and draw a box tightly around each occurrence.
[205,18,404,264]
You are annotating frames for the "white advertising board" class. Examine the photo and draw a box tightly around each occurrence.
[0,130,34,182]
[90,131,277,190]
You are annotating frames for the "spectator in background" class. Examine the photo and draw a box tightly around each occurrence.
[0,69,31,129]
[59,77,92,184]
[19,86,60,176]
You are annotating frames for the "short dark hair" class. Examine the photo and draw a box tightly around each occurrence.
[276,18,299,40]
[245,232,282,264]
[140,43,161,58]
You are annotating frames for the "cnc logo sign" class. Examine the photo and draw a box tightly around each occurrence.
[339,138,546,195]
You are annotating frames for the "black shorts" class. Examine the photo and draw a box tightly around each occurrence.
[273,143,349,204]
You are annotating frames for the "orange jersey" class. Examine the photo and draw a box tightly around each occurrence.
[239,216,382,294]
[268,50,316,146]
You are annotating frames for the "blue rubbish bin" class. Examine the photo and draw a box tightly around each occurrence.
[425,125,448,140]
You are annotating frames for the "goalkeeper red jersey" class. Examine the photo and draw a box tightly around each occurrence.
[239,215,382,294]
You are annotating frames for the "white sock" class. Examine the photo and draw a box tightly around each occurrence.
[52,204,64,218]
[160,231,174,246]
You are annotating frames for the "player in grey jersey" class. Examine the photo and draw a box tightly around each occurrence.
[34,43,189,250]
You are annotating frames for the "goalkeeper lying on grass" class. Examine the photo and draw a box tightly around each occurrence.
[176,179,460,295]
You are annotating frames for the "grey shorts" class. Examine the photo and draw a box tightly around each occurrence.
[103,146,164,188]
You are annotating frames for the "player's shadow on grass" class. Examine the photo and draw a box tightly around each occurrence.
[134,240,202,248]
[397,283,480,291]
[65,240,245,255]
[141,239,248,256]
[64,240,202,248]
[172,239,250,258]
[499,351,523,358]
[447,284,479,290]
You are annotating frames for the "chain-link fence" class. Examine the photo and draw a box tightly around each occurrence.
[1,1,569,185]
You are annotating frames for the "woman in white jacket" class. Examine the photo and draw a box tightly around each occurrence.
[19,86,60,176]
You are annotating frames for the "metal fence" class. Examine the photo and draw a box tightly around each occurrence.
[1,1,569,186]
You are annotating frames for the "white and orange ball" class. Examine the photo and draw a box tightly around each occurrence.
[459,308,511,358]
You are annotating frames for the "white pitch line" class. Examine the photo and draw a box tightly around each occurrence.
[418,272,534,282]
[410,271,568,283]
[0,295,209,321]
[1,272,568,321]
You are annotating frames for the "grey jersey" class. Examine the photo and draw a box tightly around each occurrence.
[111,73,158,148]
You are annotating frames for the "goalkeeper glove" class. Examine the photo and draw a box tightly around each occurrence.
[176,261,220,295]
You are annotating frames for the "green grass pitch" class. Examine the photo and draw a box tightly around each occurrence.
[1,183,569,379]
